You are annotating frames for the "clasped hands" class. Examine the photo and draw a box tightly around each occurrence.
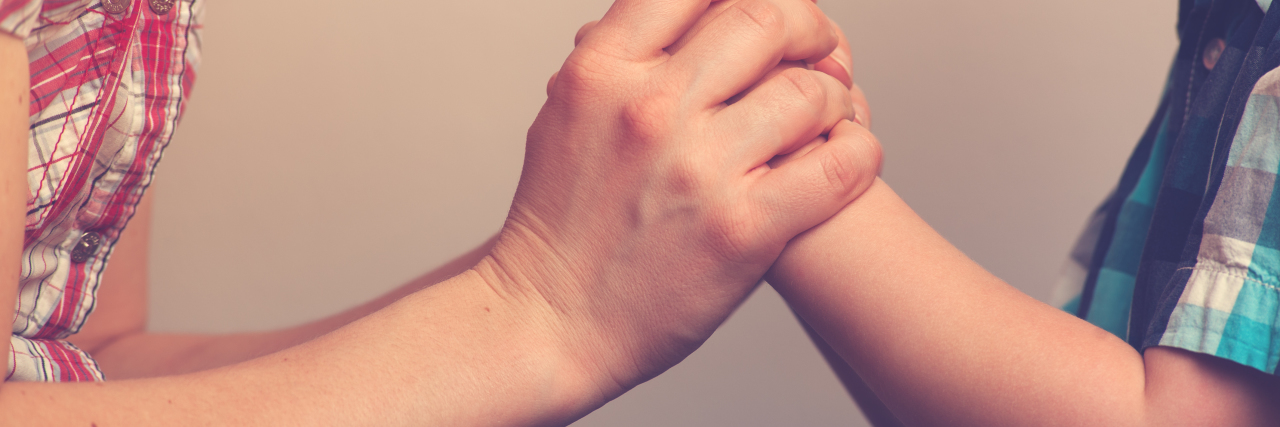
[469,0,879,416]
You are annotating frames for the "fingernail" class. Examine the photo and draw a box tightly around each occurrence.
[831,55,852,87]
[852,113,864,126]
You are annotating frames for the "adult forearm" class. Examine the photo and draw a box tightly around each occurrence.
[0,33,28,385]
[89,235,499,380]
[0,269,594,426]
[90,330,327,380]
[768,179,1151,426]
[1,0,877,420]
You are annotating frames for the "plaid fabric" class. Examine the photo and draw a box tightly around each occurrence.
[1,0,201,381]
[1055,0,1280,375]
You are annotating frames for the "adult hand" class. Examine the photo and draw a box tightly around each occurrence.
[563,7,870,128]
[811,19,871,129]
[755,19,875,168]
[474,0,883,400]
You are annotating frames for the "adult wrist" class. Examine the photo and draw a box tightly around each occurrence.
[464,257,623,423]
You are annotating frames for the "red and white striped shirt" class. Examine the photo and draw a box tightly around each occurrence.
[1,0,201,381]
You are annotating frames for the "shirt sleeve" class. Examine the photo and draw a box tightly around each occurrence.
[1154,66,1280,375]
[0,0,41,39]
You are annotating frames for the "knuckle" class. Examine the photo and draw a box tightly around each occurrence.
[660,155,713,200]
[776,68,826,109]
[848,125,884,172]
[860,131,885,172]
[806,1,830,28]
[805,3,836,48]
[618,92,677,144]
[557,45,630,94]
[822,137,868,191]
[557,53,610,92]
[574,20,598,46]
[723,0,786,40]
[822,127,882,192]
[705,205,772,265]
[821,146,858,191]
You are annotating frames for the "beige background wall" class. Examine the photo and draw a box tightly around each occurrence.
[151,0,1177,425]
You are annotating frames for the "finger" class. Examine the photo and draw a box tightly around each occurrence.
[583,0,722,60]
[725,60,806,105]
[717,67,854,168]
[766,135,826,170]
[574,20,600,47]
[850,83,870,128]
[547,71,559,95]
[812,57,850,89]
[752,119,882,241]
[811,18,852,88]
[665,0,825,56]
[663,0,838,105]
[814,19,871,127]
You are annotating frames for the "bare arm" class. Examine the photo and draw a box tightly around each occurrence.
[797,317,903,427]
[5,270,595,425]
[0,0,882,424]
[768,179,1280,427]
[0,32,28,384]
[68,190,500,379]
[772,27,908,426]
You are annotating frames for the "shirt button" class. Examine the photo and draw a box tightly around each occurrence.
[1203,38,1226,71]
[148,0,174,15]
[102,0,128,14]
[70,232,103,264]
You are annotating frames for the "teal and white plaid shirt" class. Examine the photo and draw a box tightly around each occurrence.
[1055,0,1280,375]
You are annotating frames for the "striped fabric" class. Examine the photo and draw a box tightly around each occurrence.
[1055,0,1280,375]
[1,0,202,381]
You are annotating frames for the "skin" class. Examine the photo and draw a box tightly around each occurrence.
[753,22,1280,425]
[767,178,1280,426]
[0,0,881,425]
[76,0,868,382]
[0,32,27,396]
[68,192,503,379]
[34,1,1267,424]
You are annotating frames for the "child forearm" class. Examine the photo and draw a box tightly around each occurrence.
[768,178,1278,426]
